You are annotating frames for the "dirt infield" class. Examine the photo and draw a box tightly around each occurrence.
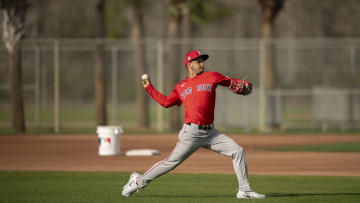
[0,134,360,176]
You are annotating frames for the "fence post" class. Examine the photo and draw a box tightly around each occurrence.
[156,40,165,132]
[259,40,267,132]
[54,40,60,133]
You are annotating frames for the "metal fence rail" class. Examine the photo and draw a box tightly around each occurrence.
[0,38,359,132]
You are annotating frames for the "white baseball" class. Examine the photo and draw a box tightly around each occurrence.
[141,74,149,80]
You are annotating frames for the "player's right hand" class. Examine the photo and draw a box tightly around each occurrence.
[141,75,150,88]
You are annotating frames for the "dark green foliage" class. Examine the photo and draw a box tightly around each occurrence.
[188,0,234,25]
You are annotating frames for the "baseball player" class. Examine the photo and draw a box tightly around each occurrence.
[122,50,265,199]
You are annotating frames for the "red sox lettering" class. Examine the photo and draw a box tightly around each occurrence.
[181,84,212,100]
[181,87,192,100]
[196,84,212,92]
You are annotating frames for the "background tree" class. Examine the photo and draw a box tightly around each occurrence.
[167,0,185,130]
[94,0,107,126]
[181,0,233,57]
[0,0,29,133]
[258,0,285,129]
[166,0,234,130]
[31,0,46,38]
[129,0,150,129]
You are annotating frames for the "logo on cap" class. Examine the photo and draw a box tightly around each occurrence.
[184,50,209,66]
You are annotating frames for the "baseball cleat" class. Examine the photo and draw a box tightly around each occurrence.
[122,172,140,197]
[237,190,266,199]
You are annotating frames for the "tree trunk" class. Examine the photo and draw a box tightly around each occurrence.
[1,1,29,133]
[9,48,26,133]
[262,10,276,88]
[34,0,46,38]
[181,2,191,55]
[260,1,284,129]
[95,43,107,126]
[94,0,107,126]
[132,6,149,129]
[167,5,182,131]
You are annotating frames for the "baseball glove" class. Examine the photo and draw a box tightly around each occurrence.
[229,79,252,96]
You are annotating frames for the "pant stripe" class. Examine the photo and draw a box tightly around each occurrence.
[141,160,165,177]
[141,141,180,177]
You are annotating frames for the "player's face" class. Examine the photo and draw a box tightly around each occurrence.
[190,58,205,75]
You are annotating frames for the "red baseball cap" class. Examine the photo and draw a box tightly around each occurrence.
[184,50,209,66]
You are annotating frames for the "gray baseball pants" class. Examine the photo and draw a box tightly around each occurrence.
[136,123,251,191]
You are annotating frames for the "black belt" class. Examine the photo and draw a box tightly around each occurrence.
[186,123,213,131]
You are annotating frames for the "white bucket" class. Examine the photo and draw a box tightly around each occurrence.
[97,126,123,156]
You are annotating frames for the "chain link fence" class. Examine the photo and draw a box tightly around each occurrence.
[0,38,359,132]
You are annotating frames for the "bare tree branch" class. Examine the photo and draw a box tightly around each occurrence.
[1,0,29,53]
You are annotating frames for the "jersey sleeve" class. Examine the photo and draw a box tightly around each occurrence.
[145,83,181,108]
[212,72,232,87]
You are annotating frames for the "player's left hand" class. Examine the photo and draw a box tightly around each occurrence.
[229,79,252,96]
[241,82,252,95]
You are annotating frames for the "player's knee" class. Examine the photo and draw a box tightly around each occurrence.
[232,146,244,157]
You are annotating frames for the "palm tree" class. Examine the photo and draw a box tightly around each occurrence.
[1,0,29,133]
[94,0,107,126]
[258,0,285,128]
[129,0,149,129]
[166,0,233,131]
[167,0,185,130]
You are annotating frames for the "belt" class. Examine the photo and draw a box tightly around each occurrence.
[186,123,213,131]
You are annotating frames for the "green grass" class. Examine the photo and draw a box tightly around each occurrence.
[264,142,360,153]
[0,171,359,203]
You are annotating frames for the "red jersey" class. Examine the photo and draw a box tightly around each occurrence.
[145,71,234,125]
